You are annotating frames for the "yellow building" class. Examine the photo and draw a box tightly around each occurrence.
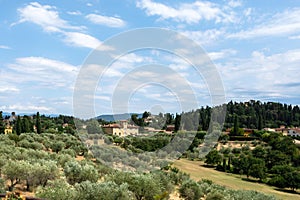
[4,125,13,134]
[102,120,139,137]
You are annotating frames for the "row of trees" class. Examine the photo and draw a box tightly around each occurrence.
[0,111,76,135]
[129,100,300,132]
[205,132,300,191]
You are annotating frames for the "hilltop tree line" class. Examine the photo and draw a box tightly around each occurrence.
[138,100,300,132]
[0,111,76,135]
[2,100,300,136]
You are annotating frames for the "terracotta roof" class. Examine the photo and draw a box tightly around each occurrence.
[103,124,121,128]
[127,125,139,129]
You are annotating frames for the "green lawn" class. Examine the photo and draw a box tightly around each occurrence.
[173,159,299,200]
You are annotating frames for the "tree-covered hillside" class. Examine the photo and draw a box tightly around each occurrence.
[157,100,300,131]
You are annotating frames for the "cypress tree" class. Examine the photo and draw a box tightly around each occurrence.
[16,116,22,135]
[0,111,4,134]
[258,113,263,130]
[233,114,239,136]
[174,113,181,132]
[36,112,41,134]
[22,116,31,133]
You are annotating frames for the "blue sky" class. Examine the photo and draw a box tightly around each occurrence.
[0,0,300,116]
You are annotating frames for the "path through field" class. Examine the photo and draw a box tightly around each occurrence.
[173,159,299,200]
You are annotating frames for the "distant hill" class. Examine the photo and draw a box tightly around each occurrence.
[97,113,142,122]
[0,112,59,117]
[1,112,11,117]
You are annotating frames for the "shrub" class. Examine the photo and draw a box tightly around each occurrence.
[36,179,76,200]
[179,179,202,200]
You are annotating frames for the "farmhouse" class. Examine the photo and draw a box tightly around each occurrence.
[102,120,139,137]
[287,128,300,137]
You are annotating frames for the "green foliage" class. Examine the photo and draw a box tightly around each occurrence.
[51,141,65,153]
[22,115,32,133]
[131,114,145,127]
[0,111,4,134]
[15,116,22,135]
[269,165,300,191]
[205,149,222,166]
[36,112,41,134]
[2,160,24,191]
[64,160,99,185]
[174,113,181,132]
[36,179,76,200]
[106,171,171,200]
[86,120,101,134]
[128,135,171,152]
[0,178,5,193]
[113,136,123,145]
[179,179,202,200]
[76,181,133,200]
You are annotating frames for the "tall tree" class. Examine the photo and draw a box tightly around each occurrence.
[205,149,222,166]
[15,116,22,135]
[174,113,181,132]
[233,114,239,136]
[22,116,31,133]
[36,112,41,134]
[0,111,4,134]
[142,111,150,119]
[258,113,263,130]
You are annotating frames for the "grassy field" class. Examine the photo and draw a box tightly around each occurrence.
[173,159,299,200]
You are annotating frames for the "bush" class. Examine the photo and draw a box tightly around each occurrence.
[206,192,224,200]
[0,178,5,193]
[60,148,76,157]
[36,179,76,200]
[74,181,133,200]
[64,161,99,185]
[179,179,202,200]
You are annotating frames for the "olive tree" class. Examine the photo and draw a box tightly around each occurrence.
[64,161,98,185]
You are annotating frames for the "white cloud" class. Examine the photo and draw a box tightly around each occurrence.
[63,31,112,50]
[181,29,225,46]
[136,0,236,24]
[86,14,126,27]
[94,95,111,101]
[218,49,300,100]
[228,8,300,39]
[63,32,114,50]
[63,32,101,49]
[208,49,237,60]
[13,2,107,50]
[0,45,11,50]
[243,8,252,17]
[0,85,19,93]
[0,104,51,112]
[104,68,124,77]
[289,35,300,40]
[10,57,78,73]
[15,2,83,32]
[228,0,242,8]
[7,56,79,88]
[67,11,82,16]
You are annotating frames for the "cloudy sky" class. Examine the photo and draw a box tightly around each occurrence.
[0,0,300,116]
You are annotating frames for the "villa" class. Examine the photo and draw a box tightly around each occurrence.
[102,120,139,137]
